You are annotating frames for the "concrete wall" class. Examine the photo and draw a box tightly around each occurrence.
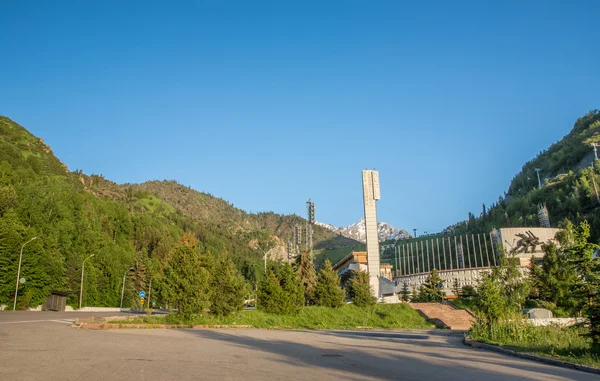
[394,268,492,296]
[525,318,586,327]
[494,227,560,262]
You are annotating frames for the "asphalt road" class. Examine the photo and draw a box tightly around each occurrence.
[0,316,595,380]
[0,310,130,324]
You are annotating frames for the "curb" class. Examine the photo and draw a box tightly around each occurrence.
[464,337,600,375]
[77,323,254,330]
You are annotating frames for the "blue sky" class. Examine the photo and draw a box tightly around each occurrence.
[1,1,599,232]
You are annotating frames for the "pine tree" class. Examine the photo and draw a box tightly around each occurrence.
[294,250,317,304]
[209,253,246,316]
[161,234,210,318]
[421,269,444,302]
[278,263,305,315]
[400,281,410,302]
[257,270,285,314]
[347,270,376,307]
[257,264,304,315]
[313,259,345,308]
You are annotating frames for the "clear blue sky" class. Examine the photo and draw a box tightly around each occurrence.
[1,1,599,232]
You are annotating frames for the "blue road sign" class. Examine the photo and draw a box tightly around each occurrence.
[139,291,146,298]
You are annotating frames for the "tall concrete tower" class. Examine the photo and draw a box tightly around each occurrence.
[362,170,381,298]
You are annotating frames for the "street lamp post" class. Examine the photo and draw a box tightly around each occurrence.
[79,254,95,310]
[120,267,134,309]
[256,246,268,274]
[13,237,37,310]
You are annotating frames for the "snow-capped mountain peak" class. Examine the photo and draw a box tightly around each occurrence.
[316,218,411,243]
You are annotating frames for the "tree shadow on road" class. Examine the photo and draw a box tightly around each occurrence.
[182,329,592,381]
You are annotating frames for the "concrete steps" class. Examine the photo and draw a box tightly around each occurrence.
[409,302,473,330]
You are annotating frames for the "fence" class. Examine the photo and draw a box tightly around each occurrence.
[394,232,498,276]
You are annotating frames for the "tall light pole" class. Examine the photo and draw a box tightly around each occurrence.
[13,237,37,310]
[256,246,268,274]
[120,267,134,309]
[79,254,95,310]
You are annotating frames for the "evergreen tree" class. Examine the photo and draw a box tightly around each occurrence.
[558,221,600,349]
[451,278,461,298]
[313,259,345,308]
[257,270,285,314]
[209,253,246,316]
[347,270,376,307]
[294,250,317,304]
[400,281,410,302]
[421,269,445,302]
[257,264,304,315]
[161,233,210,318]
[278,263,305,314]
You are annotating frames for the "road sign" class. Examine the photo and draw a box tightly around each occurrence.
[139,291,146,298]
[19,278,26,284]
[140,298,145,305]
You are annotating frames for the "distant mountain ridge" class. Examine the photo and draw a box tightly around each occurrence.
[316,218,411,243]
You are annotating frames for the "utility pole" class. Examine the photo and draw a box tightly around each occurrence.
[592,143,599,164]
[79,254,95,310]
[13,237,37,310]
[534,168,542,189]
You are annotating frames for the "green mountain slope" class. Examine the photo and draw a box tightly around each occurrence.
[450,110,600,242]
[132,180,357,250]
[0,116,356,309]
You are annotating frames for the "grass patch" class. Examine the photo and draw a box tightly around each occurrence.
[470,320,600,368]
[114,304,435,330]
[450,298,478,311]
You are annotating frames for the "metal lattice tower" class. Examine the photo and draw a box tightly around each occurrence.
[305,200,315,252]
[294,224,302,256]
[287,241,293,260]
[537,203,551,228]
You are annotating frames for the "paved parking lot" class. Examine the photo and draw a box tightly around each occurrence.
[0,312,595,381]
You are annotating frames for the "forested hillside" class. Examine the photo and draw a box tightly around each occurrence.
[0,116,354,309]
[450,110,600,242]
[132,180,357,249]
